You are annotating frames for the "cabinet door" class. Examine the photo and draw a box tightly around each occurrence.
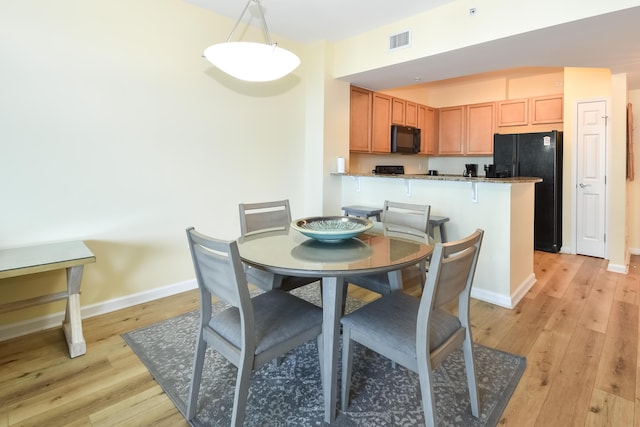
[497,98,528,127]
[405,101,418,127]
[372,93,392,153]
[531,94,563,124]
[466,102,495,155]
[438,106,465,155]
[349,86,372,152]
[391,98,405,125]
[417,104,436,155]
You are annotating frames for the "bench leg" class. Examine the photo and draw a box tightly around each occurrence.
[62,265,86,358]
[439,224,448,243]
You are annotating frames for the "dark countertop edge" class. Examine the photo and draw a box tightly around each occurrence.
[331,173,542,184]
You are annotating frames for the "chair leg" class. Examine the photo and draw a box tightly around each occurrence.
[462,338,480,417]
[231,352,254,427]
[186,335,208,419]
[340,327,355,411]
[417,363,437,427]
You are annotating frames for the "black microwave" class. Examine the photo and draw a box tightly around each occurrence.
[391,125,421,153]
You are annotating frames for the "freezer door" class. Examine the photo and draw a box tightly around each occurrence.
[493,134,517,177]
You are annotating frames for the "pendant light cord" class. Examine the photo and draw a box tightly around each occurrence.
[225,0,274,46]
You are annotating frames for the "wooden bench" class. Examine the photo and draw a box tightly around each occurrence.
[0,241,95,358]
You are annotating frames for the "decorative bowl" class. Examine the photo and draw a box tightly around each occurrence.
[291,216,373,241]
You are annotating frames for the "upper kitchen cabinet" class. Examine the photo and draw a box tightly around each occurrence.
[438,102,495,156]
[372,92,392,153]
[417,104,436,155]
[530,94,563,124]
[466,102,496,155]
[497,98,528,127]
[391,98,418,126]
[438,106,465,155]
[497,94,563,128]
[349,86,372,152]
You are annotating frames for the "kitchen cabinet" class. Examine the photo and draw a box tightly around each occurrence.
[530,94,563,124]
[391,98,405,125]
[438,106,465,155]
[497,98,528,127]
[391,98,418,126]
[497,94,563,127]
[466,102,496,155]
[372,92,392,153]
[405,101,418,127]
[438,102,495,155]
[349,86,372,152]
[417,104,436,155]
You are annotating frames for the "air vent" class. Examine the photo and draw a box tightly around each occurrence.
[389,30,411,51]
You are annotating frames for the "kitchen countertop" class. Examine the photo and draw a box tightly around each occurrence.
[332,172,542,184]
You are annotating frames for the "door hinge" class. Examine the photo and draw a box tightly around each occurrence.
[604,233,606,243]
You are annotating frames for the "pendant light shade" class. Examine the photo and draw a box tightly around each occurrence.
[203,0,300,82]
[204,42,300,82]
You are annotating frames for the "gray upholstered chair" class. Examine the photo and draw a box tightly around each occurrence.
[185,227,323,426]
[341,229,484,427]
[239,199,320,292]
[346,200,431,294]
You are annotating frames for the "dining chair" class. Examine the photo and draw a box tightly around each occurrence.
[185,227,324,426]
[345,200,431,294]
[340,229,484,427]
[239,199,320,292]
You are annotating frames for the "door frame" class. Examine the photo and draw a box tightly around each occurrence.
[570,97,610,258]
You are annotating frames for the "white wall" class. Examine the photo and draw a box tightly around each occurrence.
[0,0,317,325]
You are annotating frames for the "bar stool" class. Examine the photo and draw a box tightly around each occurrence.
[342,206,383,222]
[428,215,449,243]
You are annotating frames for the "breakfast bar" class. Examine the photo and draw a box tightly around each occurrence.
[335,172,542,309]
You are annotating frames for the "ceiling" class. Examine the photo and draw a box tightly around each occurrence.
[187,0,640,91]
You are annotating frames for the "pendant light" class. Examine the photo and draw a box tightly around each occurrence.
[203,0,300,82]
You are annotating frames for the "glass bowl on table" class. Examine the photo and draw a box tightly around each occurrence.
[290,216,373,242]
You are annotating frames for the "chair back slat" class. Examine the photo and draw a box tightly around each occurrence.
[433,246,476,307]
[239,199,292,236]
[418,229,484,326]
[382,201,431,234]
[187,227,250,309]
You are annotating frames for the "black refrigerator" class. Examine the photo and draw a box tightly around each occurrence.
[494,131,563,253]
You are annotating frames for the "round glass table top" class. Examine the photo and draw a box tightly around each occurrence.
[237,223,433,277]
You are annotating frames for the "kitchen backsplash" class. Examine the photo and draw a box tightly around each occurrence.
[349,153,493,175]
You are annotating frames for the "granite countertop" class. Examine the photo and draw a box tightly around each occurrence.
[332,172,542,184]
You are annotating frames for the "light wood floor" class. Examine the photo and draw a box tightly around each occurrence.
[1,252,638,426]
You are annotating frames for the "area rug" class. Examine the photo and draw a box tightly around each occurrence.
[122,284,525,426]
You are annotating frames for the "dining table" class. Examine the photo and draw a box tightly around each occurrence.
[236,221,433,424]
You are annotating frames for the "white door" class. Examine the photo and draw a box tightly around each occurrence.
[576,100,607,258]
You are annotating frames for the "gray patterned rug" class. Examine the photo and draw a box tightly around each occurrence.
[122,284,525,426]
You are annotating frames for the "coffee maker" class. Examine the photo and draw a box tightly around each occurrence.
[463,164,478,177]
[484,164,497,178]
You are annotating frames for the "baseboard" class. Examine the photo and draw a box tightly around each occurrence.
[0,279,197,342]
[629,247,640,255]
[607,251,630,274]
[509,273,537,307]
[471,273,536,310]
